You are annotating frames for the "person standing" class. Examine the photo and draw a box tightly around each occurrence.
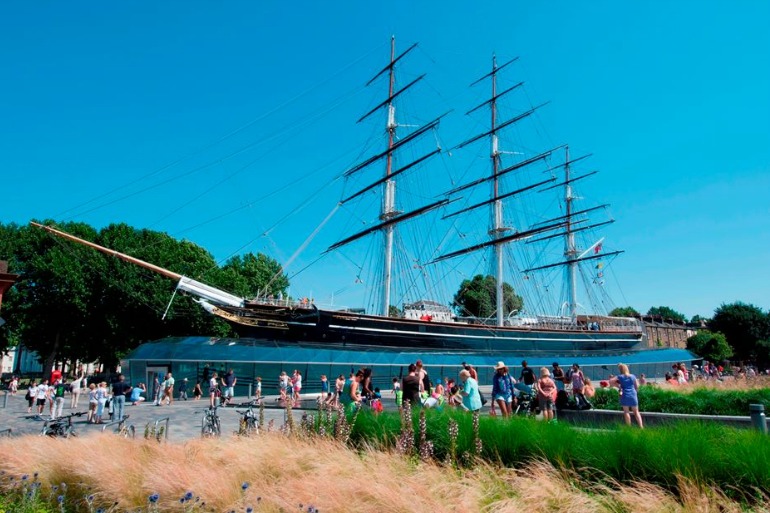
[152,375,162,406]
[519,361,536,388]
[611,363,643,428]
[87,383,98,423]
[69,369,84,408]
[292,370,302,405]
[222,369,236,405]
[459,369,482,412]
[208,372,220,408]
[536,367,557,422]
[551,363,565,391]
[255,377,262,401]
[35,379,49,416]
[111,374,132,421]
[491,362,515,417]
[94,382,109,424]
[162,373,175,406]
[50,366,62,386]
[570,363,589,409]
[401,364,422,408]
[178,378,189,401]
[52,379,67,419]
[26,380,38,414]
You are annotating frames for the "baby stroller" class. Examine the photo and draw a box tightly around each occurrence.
[513,383,537,416]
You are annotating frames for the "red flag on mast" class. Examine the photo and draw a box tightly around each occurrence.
[594,243,603,254]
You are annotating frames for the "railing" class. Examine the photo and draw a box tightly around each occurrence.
[144,417,170,442]
[0,427,12,437]
[101,417,135,438]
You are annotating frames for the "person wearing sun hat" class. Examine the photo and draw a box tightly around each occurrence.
[491,361,516,417]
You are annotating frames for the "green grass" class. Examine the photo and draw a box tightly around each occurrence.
[349,409,770,499]
[590,386,770,415]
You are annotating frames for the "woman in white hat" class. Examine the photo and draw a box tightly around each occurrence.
[492,361,516,417]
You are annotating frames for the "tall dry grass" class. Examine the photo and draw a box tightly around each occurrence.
[1,434,767,513]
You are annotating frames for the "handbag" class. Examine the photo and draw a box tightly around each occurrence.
[25,390,31,401]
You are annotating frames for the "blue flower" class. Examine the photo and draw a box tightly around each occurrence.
[241,482,250,491]
[57,495,65,503]
[148,493,160,503]
[184,491,193,501]
[21,474,29,481]
[96,509,105,513]
[179,498,186,504]
[86,494,94,503]
[246,508,253,513]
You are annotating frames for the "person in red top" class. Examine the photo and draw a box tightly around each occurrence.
[50,366,62,386]
[536,367,557,422]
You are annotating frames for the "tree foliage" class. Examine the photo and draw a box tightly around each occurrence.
[608,306,639,317]
[686,330,733,364]
[453,274,523,320]
[646,305,686,322]
[0,221,289,373]
[709,302,770,362]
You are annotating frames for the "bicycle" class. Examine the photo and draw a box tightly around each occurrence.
[201,406,221,437]
[235,403,259,436]
[41,411,87,438]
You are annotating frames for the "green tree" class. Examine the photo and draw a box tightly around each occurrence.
[608,306,639,317]
[686,330,733,364]
[0,221,107,375]
[647,306,686,322]
[690,314,708,324]
[0,221,292,372]
[215,253,288,299]
[453,274,523,320]
[709,302,770,362]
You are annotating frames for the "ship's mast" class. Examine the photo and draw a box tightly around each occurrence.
[381,36,397,317]
[564,146,578,318]
[489,55,507,326]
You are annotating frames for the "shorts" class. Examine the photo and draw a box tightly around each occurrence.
[493,394,512,403]
[539,397,554,411]
[224,386,234,397]
[36,398,46,406]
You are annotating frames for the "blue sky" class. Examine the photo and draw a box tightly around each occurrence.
[2,1,769,319]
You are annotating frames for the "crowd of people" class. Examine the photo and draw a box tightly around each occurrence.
[29,355,770,430]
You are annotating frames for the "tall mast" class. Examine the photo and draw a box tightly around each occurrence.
[564,146,578,318]
[489,55,507,326]
[381,36,397,317]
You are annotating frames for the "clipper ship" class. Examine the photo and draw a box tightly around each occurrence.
[34,38,646,356]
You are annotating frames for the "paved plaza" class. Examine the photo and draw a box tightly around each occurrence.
[0,391,315,441]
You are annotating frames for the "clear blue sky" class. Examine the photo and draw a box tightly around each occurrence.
[2,1,769,319]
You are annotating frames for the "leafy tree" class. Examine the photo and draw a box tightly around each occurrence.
[709,302,770,362]
[690,314,709,324]
[609,306,639,317]
[0,221,107,375]
[388,305,400,318]
[453,274,523,320]
[215,253,288,299]
[686,330,733,364]
[646,306,686,322]
[0,221,292,373]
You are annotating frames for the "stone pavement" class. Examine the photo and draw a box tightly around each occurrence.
[0,391,316,441]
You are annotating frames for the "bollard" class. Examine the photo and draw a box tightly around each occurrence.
[2,390,8,409]
[749,404,768,434]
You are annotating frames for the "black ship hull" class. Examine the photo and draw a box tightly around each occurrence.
[210,303,645,356]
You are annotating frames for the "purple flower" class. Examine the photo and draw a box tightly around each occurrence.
[86,494,94,503]
[21,474,29,481]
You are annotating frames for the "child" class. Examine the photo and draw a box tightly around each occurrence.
[320,375,330,403]
[536,367,557,422]
[255,376,262,401]
[371,387,384,413]
[334,375,346,407]
[392,377,402,407]
[179,378,188,401]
